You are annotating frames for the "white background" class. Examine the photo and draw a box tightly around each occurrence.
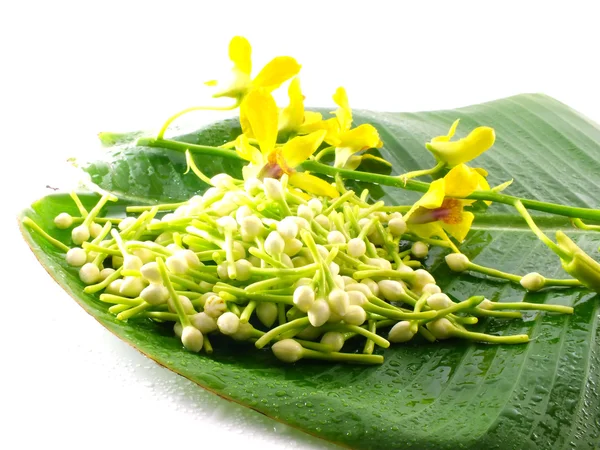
[2,1,599,449]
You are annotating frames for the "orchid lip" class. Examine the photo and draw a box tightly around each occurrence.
[258,162,285,180]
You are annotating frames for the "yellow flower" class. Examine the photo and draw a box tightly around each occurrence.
[403,164,489,242]
[555,231,600,292]
[207,36,301,101]
[235,89,339,198]
[278,77,323,134]
[426,119,496,167]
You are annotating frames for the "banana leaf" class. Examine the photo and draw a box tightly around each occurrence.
[19,93,600,450]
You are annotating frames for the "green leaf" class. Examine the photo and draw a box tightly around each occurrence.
[20,94,600,450]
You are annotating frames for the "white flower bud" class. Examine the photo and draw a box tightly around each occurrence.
[232,241,246,260]
[140,284,169,305]
[181,326,204,352]
[294,277,312,288]
[427,293,453,310]
[191,312,218,334]
[297,204,314,221]
[211,200,237,216]
[445,253,470,272]
[284,238,303,257]
[244,177,263,195]
[217,215,238,232]
[66,247,87,267]
[241,215,263,240]
[155,231,172,245]
[217,311,240,335]
[421,283,442,295]
[329,262,340,277]
[272,339,304,363]
[235,205,253,225]
[166,254,188,274]
[265,231,285,256]
[412,269,436,292]
[280,253,294,268]
[347,238,366,257]
[264,177,284,201]
[315,214,330,230]
[520,272,546,291]
[357,218,370,229]
[120,276,146,297]
[478,299,494,310]
[174,322,183,338]
[161,213,176,222]
[231,322,255,341]
[174,205,191,218]
[308,198,323,214]
[89,222,103,239]
[321,331,345,352]
[54,212,73,229]
[256,302,278,328]
[361,278,379,297]
[347,290,367,306]
[427,318,455,340]
[234,259,253,281]
[79,263,100,285]
[168,295,195,315]
[328,289,349,315]
[106,279,123,295]
[248,255,261,267]
[333,275,345,289]
[123,255,143,271]
[210,173,234,189]
[327,230,346,245]
[316,245,329,260]
[166,244,184,253]
[343,305,367,326]
[204,295,226,318]
[132,248,155,264]
[140,262,161,283]
[71,225,90,245]
[388,321,416,343]
[217,263,229,280]
[364,257,392,270]
[292,216,310,231]
[111,256,123,268]
[378,280,406,301]
[292,256,310,268]
[118,217,137,231]
[308,298,331,327]
[99,268,115,281]
[342,276,357,287]
[296,325,321,340]
[293,285,315,312]
[86,251,98,263]
[388,217,407,236]
[345,283,372,297]
[277,218,299,240]
[411,241,429,259]
[177,249,201,269]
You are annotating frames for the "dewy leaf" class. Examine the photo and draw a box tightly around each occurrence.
[20,94,600,450]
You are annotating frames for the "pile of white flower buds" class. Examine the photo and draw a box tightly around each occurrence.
[51,173,563,364]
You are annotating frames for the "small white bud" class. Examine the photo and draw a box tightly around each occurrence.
[445,253,470,272]
[256,302,278,328]
[316,245,329,260]
[123,255,143,271]
[210,173,234,189]
[308,298,330,327]
[294,277,313,288]
[66,247,87,267]
[328,289,349,316]
[181,326,204,352]
[315,214,330,230]
[329,262,340,277]
[295,325,321,340]
[99,268,115,281]
[333,275,345,289]
[204,295,226,318]
[421,283,442,295]
[190,312,218,334]
[217,311,240,335]
[132,248,155,264]
[54,212,73,229]
[343,305,367,326]
[79,263,100,284]
[520,272,546,291]
[211,200,237,216]
[248,255,261,267]
[217,215,238,232]
[241,215,263,240]
[161,213,176,222]
[166,254,188,274]
[264,177,284,201]
[398,264,414,275]
[293,285,315,312]
[412,269,436,292]
[388,321,416,343]
[378,280,406,301]
[342,276,357,287]
[234,259,253,281]
[284,238,303,257]
[357,218,370,229]
[347,290,368,306]
[427,318,455,340]
[280,253,294,268]
[265,231,285,256]
[478,299,494,310]
[297,204,314,221]
[106,279,123,295]
[327,230,346,245]
[347,238,366,257]
[244,177,263,195]
[411,241,429,259]
[427,293,454,310]
[177,249,201,269]
[345,283,372,297]
[308,198,323,214]
[361,278,379,297]
[365,258,392,270]
[321,331,345,352]
[277,218,299,240]
[292,216,310,231]
[155,231,172,245]
[235,205,253,225]
[388,217,407,236]
[174,205,191,218]
[166,244,183,253]
[173,322,183,337]
[217,263,229,280]
[118,217,137,231]
[272,339,304,363]
[168,295,195,315]
[89,222,103,239]
[232,241,246,260]
[140,262,161,283]
[119,276,146,297]
[140,284,169,305]
[86,251,98,263]
[231,322,255,341]
[71,225,90,245]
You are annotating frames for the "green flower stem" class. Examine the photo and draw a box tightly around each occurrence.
[485,302,573,314]
[142,311,180,321]
[213,283,294,304]
[22,218,70,252]
[82,242,121,256]
[223,229,237,279]
[322,191,356,216]
[322,324,390,348]
[126,201,188,213]
[418,326,437,342]
[452,316,479,325]
[116,302,151,321]
[300,347,384,365]
[466,262,522,283]
[421,296,485,325]
[240,301,256,323]
[185,149,214,185]
[82,193,116,228]
[353,269,412,281]
[450,328,529,344]
[293,338,336,353]
[375,222,402,267]
[90,222,113,246]
[250,262,318,277]
[362,320,377,355]
[402,234,455,249]
[301,230,336,292]
[177,291,203,299]
[468,308,522,319]
[69,192,89,217]
[158,258,191,327]
[248,247,288,269]
[156,102,239,140]
[194,249,226,261]
[126,241,172,256]
[363,302,437,321]
[410,293,431,333]
[203,334,213,355]
[314,146,335,162]
[246,277,296,292]
[229,303,242,316]
[108,304,132,314]
[255,317,310,349]
[380,205,412,213]
[572,218,600,231]
[277,303,286,326]
[399,161,446,182]
[84,267,124,294]
[99,293,143,306]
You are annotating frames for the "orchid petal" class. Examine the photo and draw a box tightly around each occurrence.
[281,130,327,169]
[288,172,339,198]
[252,56,301,92]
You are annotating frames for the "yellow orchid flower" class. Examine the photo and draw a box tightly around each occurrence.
[235,89,339,198]
[207,36,301,101]
[278,77,323,134]
[403,164,489,242]
[426,119,496,167]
